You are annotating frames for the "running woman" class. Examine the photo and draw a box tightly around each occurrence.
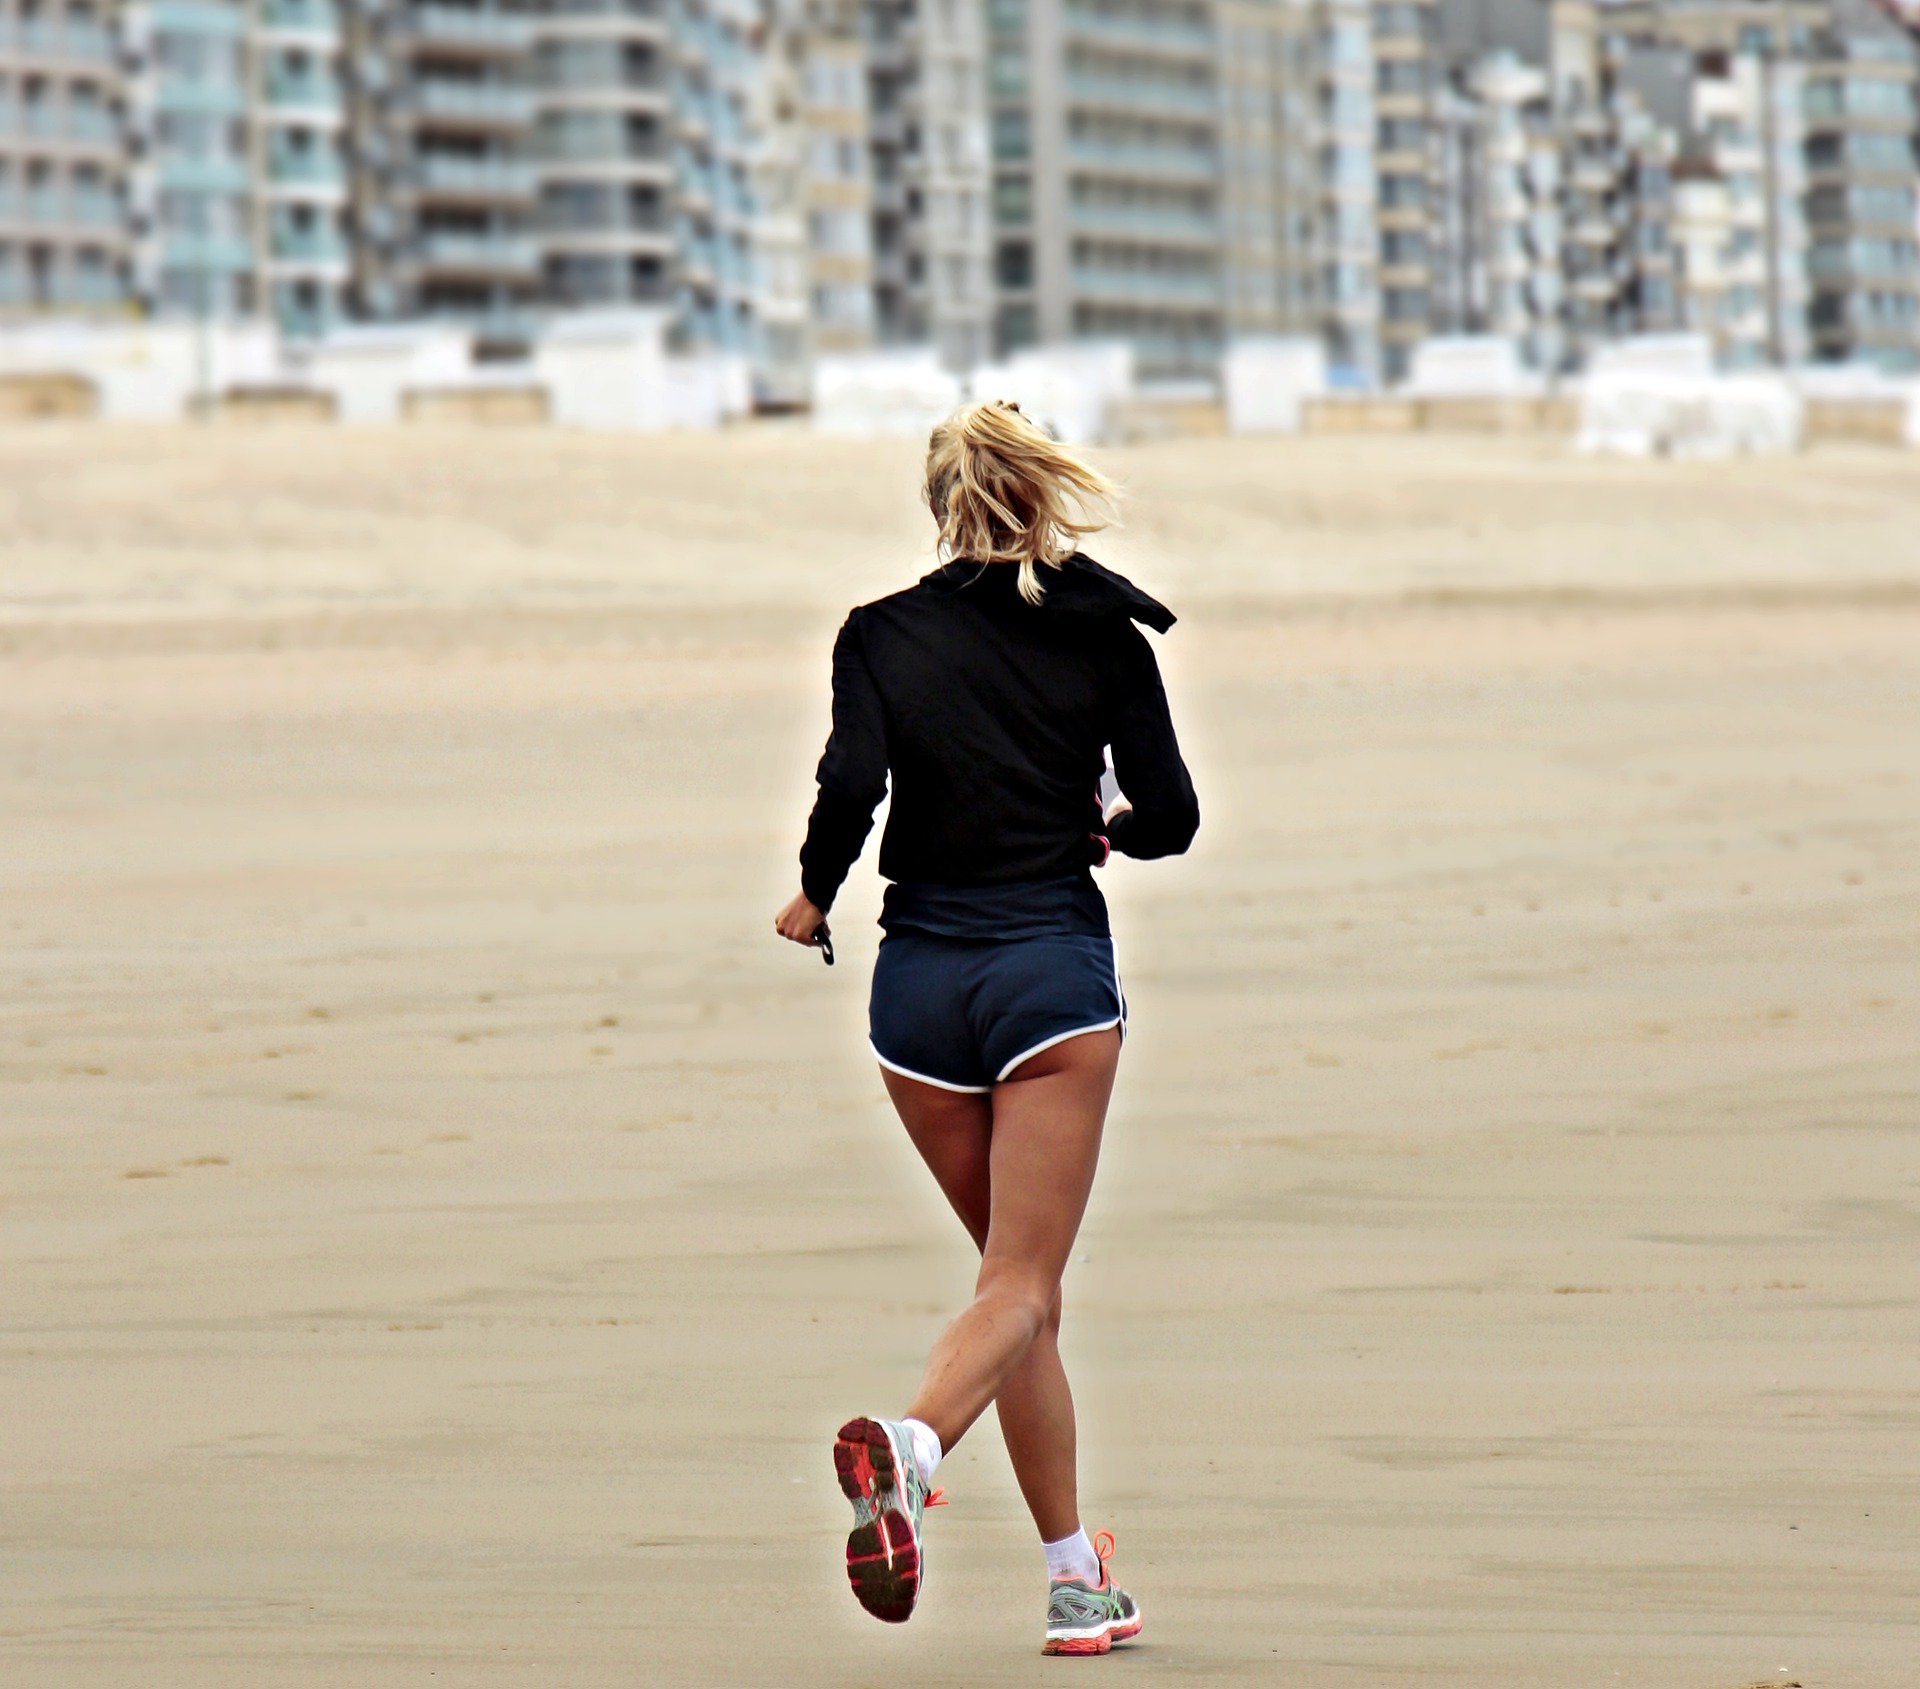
[773,400,1198,1655]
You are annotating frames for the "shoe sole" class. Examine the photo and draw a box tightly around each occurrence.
[834,1416,920,1624]
[1043,1613,1143,1656]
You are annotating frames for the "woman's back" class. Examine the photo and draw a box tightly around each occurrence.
[799,554,1198,913]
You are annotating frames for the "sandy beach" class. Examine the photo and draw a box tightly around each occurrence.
[4,427,1918,1688]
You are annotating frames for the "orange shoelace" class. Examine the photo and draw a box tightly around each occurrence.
[1091,1528,1117,1589]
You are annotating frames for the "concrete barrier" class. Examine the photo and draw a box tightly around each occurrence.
[1416,394,1571,434]
[1108,393,1225,442]
[1803,399,1909,447]
[206,385,338,424]
[0,371,96,419]
[307,326,473,424]
[1223,337,1326,435]
[402,385,550,425]
[1302,397,1420,435]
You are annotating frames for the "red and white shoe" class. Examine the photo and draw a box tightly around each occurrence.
[832,1416,945,1624]
[1043,1531,1143,1656]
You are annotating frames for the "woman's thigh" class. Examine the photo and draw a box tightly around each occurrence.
[983,1027,1121,1286]
[881,1067,994,1248]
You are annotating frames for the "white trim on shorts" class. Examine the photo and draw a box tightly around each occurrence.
[993,1015,1123,1083]
[869,1040,992,1094]
[997,936,1128,1081]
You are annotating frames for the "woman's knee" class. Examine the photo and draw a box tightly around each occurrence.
[977,1264,1057,1343]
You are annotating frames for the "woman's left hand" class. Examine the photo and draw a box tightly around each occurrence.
[774,891,827,947]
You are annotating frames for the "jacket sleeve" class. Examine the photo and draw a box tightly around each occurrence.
[798,612,890,913]
[1102,623,1199,861]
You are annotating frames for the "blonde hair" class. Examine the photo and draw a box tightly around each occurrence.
[925,400,1120,604]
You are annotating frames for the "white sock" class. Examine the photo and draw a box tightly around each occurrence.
[1044,1526,1101,1585]
[902,1417,942,1487]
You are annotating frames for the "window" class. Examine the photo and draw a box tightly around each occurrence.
[1384,286,1426,321]
[996,241,1032,286]
[1376,60,1424,95]
[992,110,1030,161]
[994,175,1030,224]
[1382,229,1425,265]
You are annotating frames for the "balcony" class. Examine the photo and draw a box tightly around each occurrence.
[272,226,349,264]
[1061,7,1214,57]
[416,155,539,200]
[544,0,668,33]
[156,77,248,118]
[541,209,673,246]
[1068,202,1218,241]
[14,18,116,63]
[269,152,349,190]
[540,62,671,98]
[161,233,256,271]
[539,136,671,174]
[1066,137,1218,181]
[16,103,121,146]
[415,231,541,273]
[1071,264,1221,303]
[261,0,342,40]
[1064,74,1216,116]
[409,7,536,54]
[413,82,538,128]
[162,157,253,193]
[266,72,345,115]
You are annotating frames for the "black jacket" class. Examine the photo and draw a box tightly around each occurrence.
[798,554,1199,914]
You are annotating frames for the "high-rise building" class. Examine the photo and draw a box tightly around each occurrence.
[1802,16,1919,369]
[1434,46,1567,369]
[1,0,128,313]
[986,0,1227,377]
[345,0,541,340]
[1609,0,1918,371]
[868,0,991,368]
[123,0,351,339]
[535,0,676,322]
[1372,0,1440,379]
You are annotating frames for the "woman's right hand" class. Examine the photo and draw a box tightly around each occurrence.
[774,890,828,948]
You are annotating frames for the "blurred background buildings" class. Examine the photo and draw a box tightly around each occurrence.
[0,0,1916,392]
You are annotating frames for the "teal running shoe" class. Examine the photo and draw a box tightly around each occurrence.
[1043,1530,1143,1655]
[832,1416,946,1623]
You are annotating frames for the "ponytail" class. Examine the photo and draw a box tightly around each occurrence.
[924,401,1120,603]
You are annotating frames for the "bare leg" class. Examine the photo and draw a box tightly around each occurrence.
[882,1069,1090,1541]
[881,1029,1119,1532]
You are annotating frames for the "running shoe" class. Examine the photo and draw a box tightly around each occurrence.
[832,1416,945,1623]
[1043,1530,1143,1656]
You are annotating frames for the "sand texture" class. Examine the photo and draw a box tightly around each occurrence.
[3,429,1918,1688]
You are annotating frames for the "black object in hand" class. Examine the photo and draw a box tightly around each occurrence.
[814,922,834,966]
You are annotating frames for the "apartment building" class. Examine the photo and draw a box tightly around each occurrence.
[121,0,351,338]
[1372,0,1438,378]
[665,0,762,354]
[0,0,128,312]
[1434,46,1566,368]
[1802,21,1919,369]
[795,0,877,354]
[535,0,675,320]
[985,0,1228,376]
[868,0,991,369]
[1624,45,1779,366]
[1213,0,1302,347]
[345,0,540,339]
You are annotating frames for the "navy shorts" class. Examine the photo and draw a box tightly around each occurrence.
[868,930,1126,1094]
